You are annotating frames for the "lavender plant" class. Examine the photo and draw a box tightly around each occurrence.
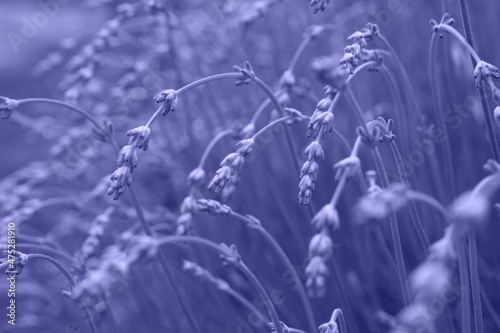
[1,1,500,333]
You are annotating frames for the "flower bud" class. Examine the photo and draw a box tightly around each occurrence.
[127,126,151,151]
[154,89,178,116]
[117,145,138,172]
[311,204,340,230]
[305,256,329,298]
[304,141,325,161]
[107,166,132,200]
[0,97,19,119]
[188,168,206,186]
[235,139,255,156]
[309,233,333,258]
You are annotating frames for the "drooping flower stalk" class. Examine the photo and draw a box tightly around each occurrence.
[195,199,317,333]
[183,260,268,325]
[156,236,285,333]
[432,14,500,162]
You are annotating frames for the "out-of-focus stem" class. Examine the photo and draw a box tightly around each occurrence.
[458,241,472,333]
[17,98,106,135]
[469,234,484,333]
[372,147,412,306]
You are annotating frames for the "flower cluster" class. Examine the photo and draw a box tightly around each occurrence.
[355,183,409,223]
[196,199,232,216]
[309,0,330,14]
[0,97,19,120]
[307,95,335,138]
[305,203,339,298]
[183,260,230,291]
[61,2,146,102]
[154,89,179,116]
[107,125,153,200]
[71,234,159,307]
[208,138,254,193]
[299,141,324,205]
[175,196,197,236]
[73,207,115,274]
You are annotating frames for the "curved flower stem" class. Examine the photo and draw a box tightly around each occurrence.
[372,147,412,306]
[252,116,309,141]
[330,308,348,333]
[437,23,499,162]
[458,241,472,333]
[157,236,284,333]
[176,73,245,95]
[230,212,316,333]
[16,98,106,135]
[240,262,285,333]
[17,243,74,262]
[437,24,480,63]
[288,37,311,72]
[377,34,425,127]
[24,253,97,333]
[405,190,448,222]
[198,129,234,169]
[145,73,245,127]
[254,76,303,171]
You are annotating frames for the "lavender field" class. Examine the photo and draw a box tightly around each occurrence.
[1,0,500,332]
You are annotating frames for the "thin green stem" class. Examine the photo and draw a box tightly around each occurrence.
[176,73,245,95]
[288,37,311,72]
[17,98,106,135]
[252,116,308,142]
[405,190,448,222]
[231,212,316,333]
[240,262,284,333]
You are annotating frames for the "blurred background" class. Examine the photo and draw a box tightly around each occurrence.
[1,0,500,332]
